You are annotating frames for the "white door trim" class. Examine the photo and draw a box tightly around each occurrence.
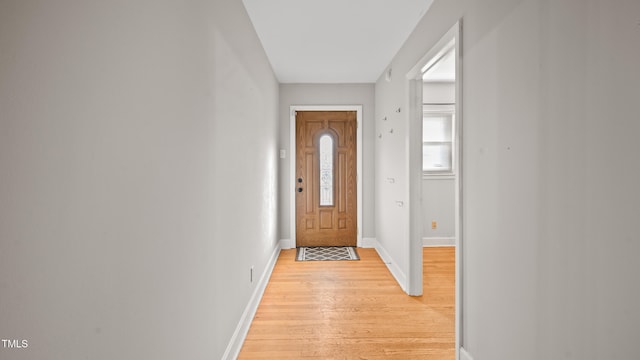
[289,105,363,248]
[406,20,463,360]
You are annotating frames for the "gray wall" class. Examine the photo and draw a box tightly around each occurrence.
[422,177,455,240]
[0,1,279,359]
[422,82,456,241]
[423,82,456,104]
[375,0,640,359]
[278,84,376,241]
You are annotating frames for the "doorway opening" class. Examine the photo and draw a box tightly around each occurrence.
[289,106,363,248]
[406,21,462,359]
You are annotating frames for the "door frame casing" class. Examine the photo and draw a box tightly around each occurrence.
[290,105,363,248]
[406,21,462,359]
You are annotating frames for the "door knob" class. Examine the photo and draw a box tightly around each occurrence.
[297,187,303,193]
[297,177,303,183]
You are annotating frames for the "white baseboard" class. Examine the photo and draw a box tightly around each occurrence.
[422,237,456,247]
[373,240,407,292]
[460,347,474,360]
[279,238,294,249]
[222,243,281,360]
[360,237,377,248]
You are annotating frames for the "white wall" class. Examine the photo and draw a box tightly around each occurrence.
[375,0,640,359]
[423,82,456,104]
[422,82,456,243]
[278,84,375,242]
[374,68,409,287]
[0,1,279,359]
[422,177,455,241]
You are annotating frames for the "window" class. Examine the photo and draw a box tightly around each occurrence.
[423,105,454,174]
[319,134,334,206]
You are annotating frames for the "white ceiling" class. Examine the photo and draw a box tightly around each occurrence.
[242,0,434,84]
[423,47,455,82]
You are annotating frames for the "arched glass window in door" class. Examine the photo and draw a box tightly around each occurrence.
[319,134,334,206]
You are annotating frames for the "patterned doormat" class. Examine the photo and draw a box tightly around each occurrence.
[295,246,360,261]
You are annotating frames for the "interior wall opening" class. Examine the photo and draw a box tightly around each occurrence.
[406,21,462,359]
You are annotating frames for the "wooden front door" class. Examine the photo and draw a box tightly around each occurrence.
[295,111,357,247]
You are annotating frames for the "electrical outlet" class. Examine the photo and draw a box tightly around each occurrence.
[431,221,437,230]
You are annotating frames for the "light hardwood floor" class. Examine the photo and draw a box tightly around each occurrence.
[238,247,455,359]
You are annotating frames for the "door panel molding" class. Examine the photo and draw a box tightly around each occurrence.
[290,105,363,248]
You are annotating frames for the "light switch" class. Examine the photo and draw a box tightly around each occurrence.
[279,149,286,159]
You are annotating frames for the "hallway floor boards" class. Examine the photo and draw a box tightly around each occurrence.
[238,247,455,359]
